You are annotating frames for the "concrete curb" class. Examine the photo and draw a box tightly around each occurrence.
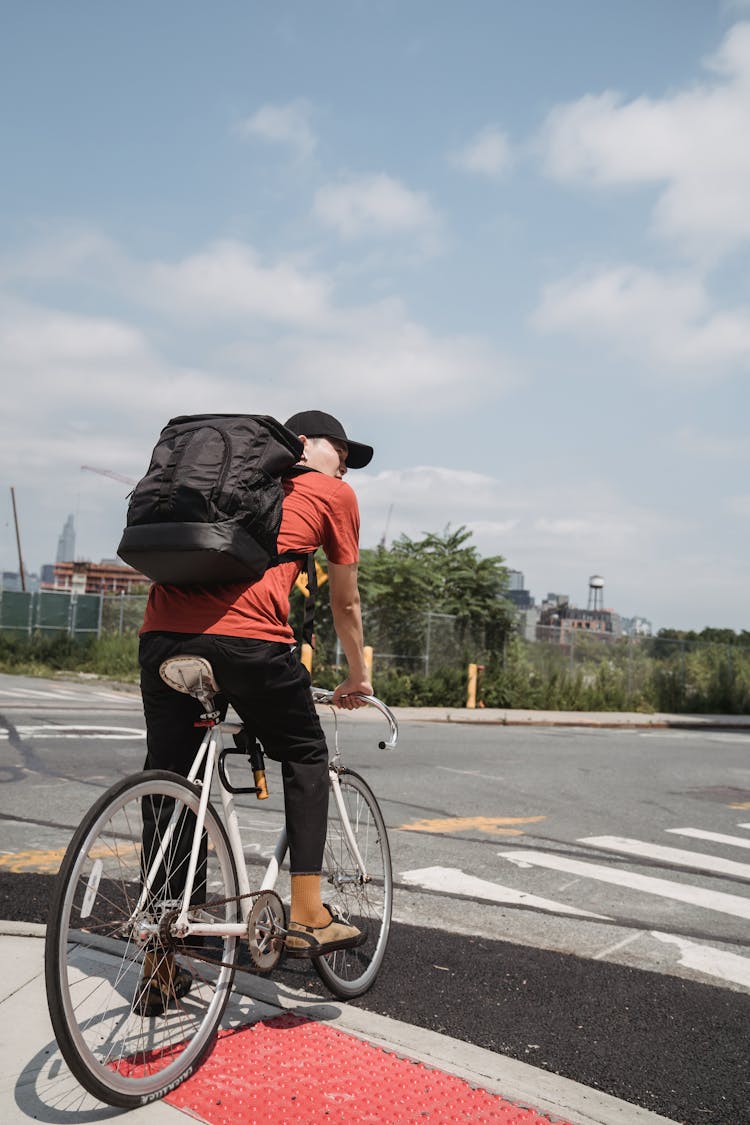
[339,704,750,731]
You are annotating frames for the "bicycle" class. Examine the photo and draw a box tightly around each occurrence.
[44,654,398,1108]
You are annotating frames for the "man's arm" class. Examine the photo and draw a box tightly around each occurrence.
[327,561,373,709]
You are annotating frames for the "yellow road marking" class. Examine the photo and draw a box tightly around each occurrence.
[0,841,138,875]
[398,815,545,837]
[729,802,750,810]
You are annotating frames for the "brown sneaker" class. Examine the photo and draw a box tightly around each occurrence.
[285,911,366,959]
[134,948,193,1017]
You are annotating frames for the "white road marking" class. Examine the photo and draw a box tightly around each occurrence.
[0,688,89,700]
[0,686,133,703]
[579,835,750,880]
[500,850,750,920]
[0,725,145,740]
[666,827,750,850]
[436,767,505,781]
[593,931,645,960]
[400,865,609,918]
[651,931,750,989]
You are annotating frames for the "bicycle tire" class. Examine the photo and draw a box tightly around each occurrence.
[45,770,239,1107]
[314,768,392,998]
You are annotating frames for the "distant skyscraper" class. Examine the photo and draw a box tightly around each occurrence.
[56,514,76,563]
[507,569,525,591]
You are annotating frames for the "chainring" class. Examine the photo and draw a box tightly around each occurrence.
[246,890,287,971]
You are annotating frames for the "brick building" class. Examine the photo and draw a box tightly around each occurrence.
[50,559,149,595]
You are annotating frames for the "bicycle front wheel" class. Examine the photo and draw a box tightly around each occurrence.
[45,770,239,1108]
[315,768,392,998]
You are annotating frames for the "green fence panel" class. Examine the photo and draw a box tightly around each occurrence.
[71,593,101,637]
[0,590,34,635]
[36,590,72,632]
[0,589,106,638]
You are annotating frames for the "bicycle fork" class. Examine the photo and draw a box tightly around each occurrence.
[328,768,370,882]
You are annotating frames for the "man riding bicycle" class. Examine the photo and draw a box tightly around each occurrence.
[137,409,374,1012]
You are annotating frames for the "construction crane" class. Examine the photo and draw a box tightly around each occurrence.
[81,465,137,487]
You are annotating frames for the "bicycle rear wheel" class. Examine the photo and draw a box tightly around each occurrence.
[45,770,239,1108]
[315,768,392,998]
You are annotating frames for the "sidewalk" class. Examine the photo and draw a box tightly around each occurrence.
[38,674,750,732]
[1,923,679,1125]
[363,704,750,731]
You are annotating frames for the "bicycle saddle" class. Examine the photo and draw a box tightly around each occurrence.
[159,656,219,698]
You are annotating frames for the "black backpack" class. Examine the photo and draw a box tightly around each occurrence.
[117,414,305,586]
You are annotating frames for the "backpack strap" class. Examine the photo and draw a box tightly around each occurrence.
[276,549,317,648]
[301,553,317,648]
[279,465,325,648]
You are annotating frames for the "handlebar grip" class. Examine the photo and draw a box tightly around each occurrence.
[311,688,399,750]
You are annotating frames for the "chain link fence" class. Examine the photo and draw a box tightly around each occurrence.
[358,612,750,714]
[495,628,750,714]
[1,589,747,713]
[99,593,150,635]
[362,608,498,675]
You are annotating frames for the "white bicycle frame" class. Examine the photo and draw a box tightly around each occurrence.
[133,691,398,942]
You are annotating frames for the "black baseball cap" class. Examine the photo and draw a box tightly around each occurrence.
[284,410,373,469]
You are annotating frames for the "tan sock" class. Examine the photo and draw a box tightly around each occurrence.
[290,874,330,928]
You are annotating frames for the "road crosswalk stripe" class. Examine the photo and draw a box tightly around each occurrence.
[0,725,144,740]
[500,849,750,919]
[400,865,609,918]
[579,835,750,880]
[0,688,98,702]
[651,931,750,989]
[665,827,750,849]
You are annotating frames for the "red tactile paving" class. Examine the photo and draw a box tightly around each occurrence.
[163,1013,573,1124]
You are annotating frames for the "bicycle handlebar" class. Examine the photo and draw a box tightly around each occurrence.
[310,688,399,750]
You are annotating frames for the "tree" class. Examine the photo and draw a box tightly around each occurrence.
[357,526,513,664]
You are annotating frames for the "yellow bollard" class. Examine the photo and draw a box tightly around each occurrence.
[300,643,313,674]
[364,645,373,683]
[466,663,478,709]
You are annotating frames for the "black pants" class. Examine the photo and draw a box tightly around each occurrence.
[139,632,329,875]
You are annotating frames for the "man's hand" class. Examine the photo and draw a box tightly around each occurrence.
[332,676,374,710]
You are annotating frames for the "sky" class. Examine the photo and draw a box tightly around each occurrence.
[1,1,749,631]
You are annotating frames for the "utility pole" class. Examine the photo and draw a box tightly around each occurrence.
[10,486,26,592]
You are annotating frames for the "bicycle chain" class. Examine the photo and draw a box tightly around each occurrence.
[159,888,287,975]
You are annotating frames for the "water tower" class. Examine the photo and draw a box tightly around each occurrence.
[588,575,604,611]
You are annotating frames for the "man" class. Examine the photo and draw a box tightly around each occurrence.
[137,410,374,1010]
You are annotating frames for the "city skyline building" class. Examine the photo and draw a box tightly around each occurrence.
[56,514,75,564]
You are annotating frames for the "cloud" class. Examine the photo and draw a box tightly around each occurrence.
[0,228,122,286]
[722,494,750,518]
[452,126,513,178]
[532,264,750,378]
[0,230,523,574]
[146,241,334,327]
[0,232,519,414]
[237,99,317,158]
[313,173,439,239]
[538,21,750,257]
[270,317,516,409]
[0,301,145,369]
[669,426,750,461]
[122,238,517,408]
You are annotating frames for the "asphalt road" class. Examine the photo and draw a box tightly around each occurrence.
[1,671,749,1124]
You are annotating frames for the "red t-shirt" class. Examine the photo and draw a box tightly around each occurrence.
[140,469,360,643]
